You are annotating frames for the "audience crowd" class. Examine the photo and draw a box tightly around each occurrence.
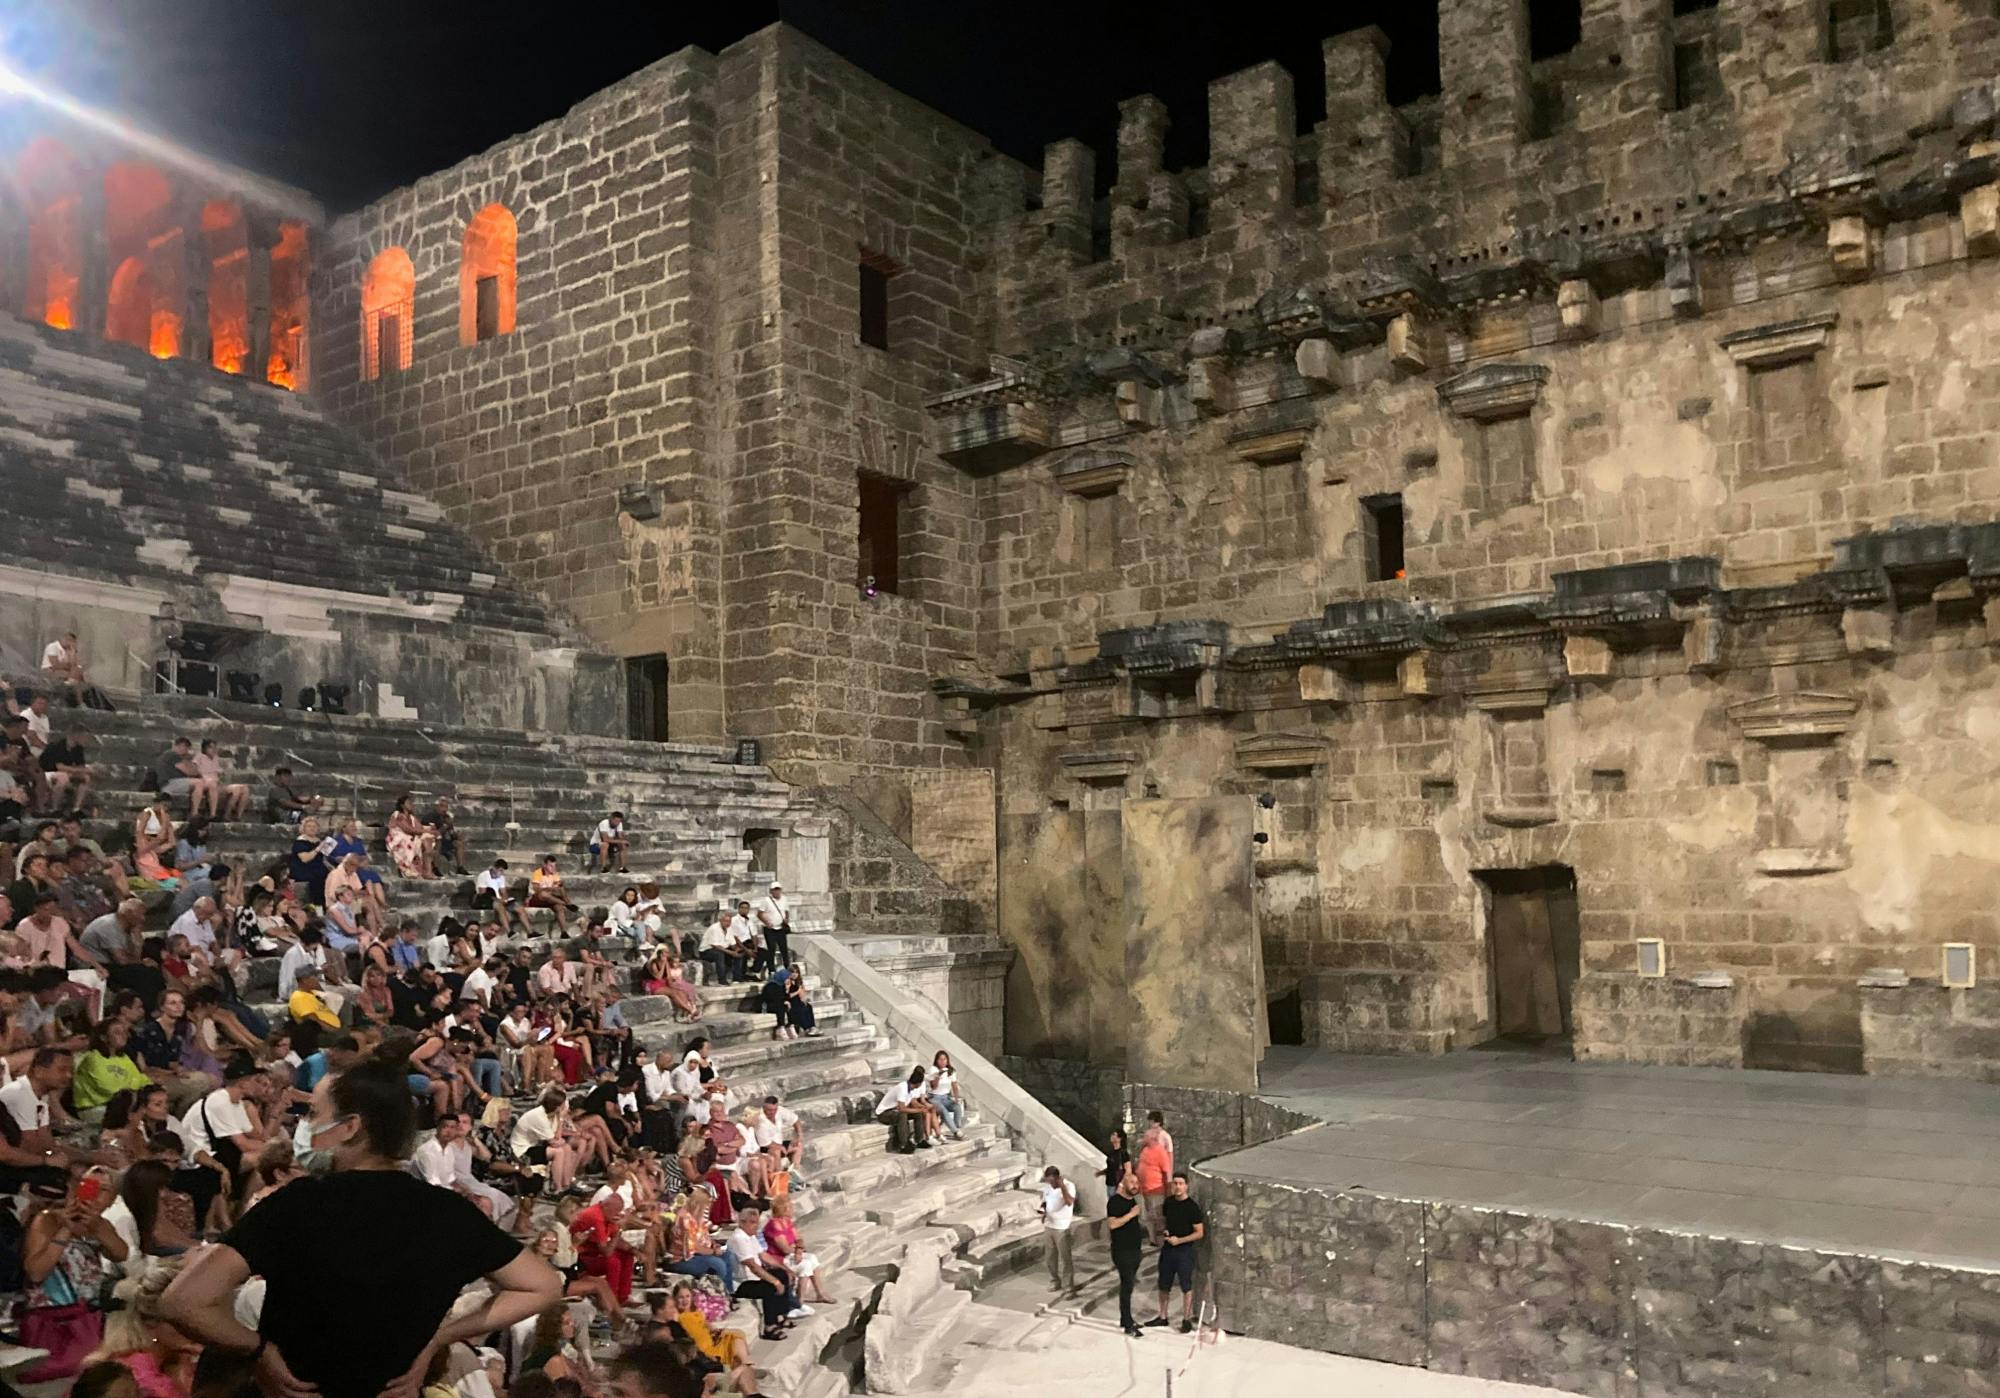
[0,669,1106,1398]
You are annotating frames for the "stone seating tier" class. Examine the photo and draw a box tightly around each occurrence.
[0,317,556,635]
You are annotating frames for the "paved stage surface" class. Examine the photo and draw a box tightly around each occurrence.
[1209,1045,2000,1269]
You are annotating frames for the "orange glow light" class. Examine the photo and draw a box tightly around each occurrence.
[459,204,517,345]
[360,246,414,380]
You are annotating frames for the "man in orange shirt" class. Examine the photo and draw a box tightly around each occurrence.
[1134,1121,1173,1244]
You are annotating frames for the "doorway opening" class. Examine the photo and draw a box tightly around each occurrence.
[742,827,780,875]
[624,654,669,742]
[1476,864,1580,1055]
[1266,984,1305,1047]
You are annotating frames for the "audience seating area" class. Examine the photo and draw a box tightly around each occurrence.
[0,316,556,635]
[0,684,1059,1398]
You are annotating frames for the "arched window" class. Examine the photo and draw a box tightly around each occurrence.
[360,246,414,381]
[267,222,310,389]
[16,138,82,330]
[102,162,180,358]
[202,199,249,374]
[459,204,516,344]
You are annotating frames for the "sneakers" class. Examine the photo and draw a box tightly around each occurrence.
[1143,1316,1169,1329]
[1180,1318,1195,1334]
[788,1305,814,1318]
[915,1139,934,1150]
[1124,1325,1145,1339]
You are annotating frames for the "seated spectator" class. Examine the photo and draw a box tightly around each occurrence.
[473,859,517,936]
[385,793,439,880]
[80,898,145,983]
[926,1049,966,1139]
[41,632,111,710]
[519,1303,593,1385]
[266,765,321,826]
[750,1094,805,1172]
[18,888,110,1005]
[634,884,672,951]
[329,818,390,922]
[168,897,223,963]
[2,712,52,815]
[15,819,60,879]
[569,1193,638,1309]
[173,817,212,873]
[286,815,333,906]
[2,1045,102,1166]
[15,965,87,1051]
[536,945,581,1000]
[19,1170,127,1381]
[697,908,733,986]
[131,989,218,1114]
[389,921,425,975]
[413,1110,517,1230]
[74,1018,153,1124]
[727,900,762,979]
[9,850,58,926]
[188,739,250,821]
[510,1087,584,1194]
[108,1157,200,1259]
[527,856,574,935]
[656,1284,760,1394]
[153,737,201,815]
[726,1206,800,1341]
[38,725,92,814]
[529,1217,622,1320]
[177,1057,268,1221]
[875,1065,937,1155]
[592,811,631,874]
[130,798,178,888]
[761,1193,829,1305]
[185,985,267,1061]
[423,796,468,876]
[471,1097,538,1210]
[608,885,654,947]
[322,884,367,953]
[57,846,118,928]
[287,966,342,1032]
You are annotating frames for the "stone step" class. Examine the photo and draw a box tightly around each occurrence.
[861,1159,1034,1230]
[819,1129,1010,1197]
[864,1287,970,1395]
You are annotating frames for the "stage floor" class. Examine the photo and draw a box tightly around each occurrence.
[1213,1045,2000,1270]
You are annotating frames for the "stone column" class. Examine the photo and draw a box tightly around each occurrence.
[1321,27,1397,199]
[1038,138,1094,264]
[76,168,107,339]
[175,189,210,365]
[1440,0,1532,173]
[1111,95,1167,254]
[1207,60,1295,228]
[245,210,277,384]
[0,186,26,323]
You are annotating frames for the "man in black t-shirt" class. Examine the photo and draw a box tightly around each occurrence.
[1146,1170,1206,1334]
[1104,1169,1148,1337]
[37,729,91,813]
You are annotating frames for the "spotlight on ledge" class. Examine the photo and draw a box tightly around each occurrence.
[317,682,349,716]
[225,670,260,704]
[862,574,878,599]
[297,686,318,712]
[262,684,284,709]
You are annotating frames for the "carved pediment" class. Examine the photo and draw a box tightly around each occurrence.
[1718,314,1837,368]
[1436,363,1550,421]
[1234,730,1329,773]
[1059,750,1138,784]
[1728,690,1858,742]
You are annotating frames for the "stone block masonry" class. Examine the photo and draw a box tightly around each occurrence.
[1198,1167,2000,1397]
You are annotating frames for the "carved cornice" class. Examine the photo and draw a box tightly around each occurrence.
[1436,363,1550,421]
[1059,750,1139,783]
[1718,314,1838,367]
[1234,730,1330,773]
[1728,691,1859,743]
[1051,451,1134,496]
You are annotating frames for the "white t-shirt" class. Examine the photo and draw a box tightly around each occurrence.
[1041,1181,1076,1231]
[463,967,496,1005]
[725,1228,765,1289]
[23,710,48,745]
[699,921,729,951]
[511,1105,557,1158]
[0,1078,48,1133]
[169,907,217,953]
[668,1061,705,1100]
[875,1081,914,1116]
[608,902,638,931]
[589,1180,637,1211]
[927,1068,956,1099]
[725,915,757,947]
[426,934,453,968]
[412,1136,464,1189]
[751,1107,799,1148]
[180,1088,252,1165]
[641,1061,673,1101]
[40,641,68,671]
[595,819,625,842]
[277,943,324,1000]
[476,869,509,896]
[102,1196,142,1261]
[750,895,787,929]
[537,961,579,995]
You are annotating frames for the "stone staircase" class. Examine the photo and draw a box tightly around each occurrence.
[37,694,826,933]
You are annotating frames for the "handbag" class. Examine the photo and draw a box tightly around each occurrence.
[18,1261,104,1383]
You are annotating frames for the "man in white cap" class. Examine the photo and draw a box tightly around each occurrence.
[750,881,791,966]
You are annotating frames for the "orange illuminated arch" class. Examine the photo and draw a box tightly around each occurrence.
[268,221,310,389]
[102,162,181,358]
[360,246,414,381]
[16,138,83,330]
[459,203,516,345]
[202,199,249,374]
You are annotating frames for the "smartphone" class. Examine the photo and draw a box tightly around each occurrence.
[73,1175,101,1207]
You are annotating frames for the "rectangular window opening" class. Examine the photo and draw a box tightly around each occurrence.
[1362,493,1406,581]
[375,312,402,378]
[858,261,891,350]
[624,653,669,742]
[1827,0,1894,58]
[474,275,500,342]
[858,472,905,594]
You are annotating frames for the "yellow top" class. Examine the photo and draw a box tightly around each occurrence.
[287,989,340,1029]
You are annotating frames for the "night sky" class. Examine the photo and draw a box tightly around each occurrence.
[0,2,1472,213]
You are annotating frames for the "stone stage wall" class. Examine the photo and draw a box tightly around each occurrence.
[1196,1167,2000,1397]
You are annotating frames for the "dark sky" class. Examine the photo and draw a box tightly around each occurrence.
[0,1,1466,213]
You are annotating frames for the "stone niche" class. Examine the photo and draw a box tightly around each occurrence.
[1727,690,1859,875]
